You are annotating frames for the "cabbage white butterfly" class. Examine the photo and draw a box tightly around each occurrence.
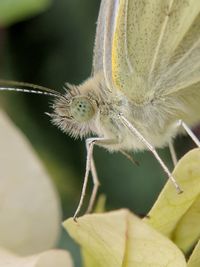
[1,0,200,219]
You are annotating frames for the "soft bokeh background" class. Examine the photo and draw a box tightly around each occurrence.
[0,0,199,266]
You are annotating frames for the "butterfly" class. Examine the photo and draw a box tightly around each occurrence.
[1,0,200,219]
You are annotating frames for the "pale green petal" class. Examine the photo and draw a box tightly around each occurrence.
[64,209,186,267]
[0,110,61,255]
[144,148,200,252]
[0,0,51,27]
[173,194,200,253]
[187,239,200,267]
[0,248,73,267]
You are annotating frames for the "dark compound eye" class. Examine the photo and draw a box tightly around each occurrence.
[70,97,95,122]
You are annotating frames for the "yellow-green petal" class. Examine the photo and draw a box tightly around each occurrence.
[144,148,200,253]
[173,194,200,253]
[64,209,186,267]
[187,239,200,267]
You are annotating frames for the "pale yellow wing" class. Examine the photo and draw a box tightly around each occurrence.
[112,0,200,103]
[170,81,200,127]
[92,0,120,90]
[158,11,200,96]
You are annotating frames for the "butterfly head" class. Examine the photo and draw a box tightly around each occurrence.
[0,75,103,139]
[51,78,100,139]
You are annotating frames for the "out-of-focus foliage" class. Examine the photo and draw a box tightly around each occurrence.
[0,0,52,26]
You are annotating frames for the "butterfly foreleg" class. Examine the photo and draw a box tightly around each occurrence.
[73,137,115,220]
[85,138,100,215]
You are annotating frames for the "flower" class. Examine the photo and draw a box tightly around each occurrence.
[0,110,73,267]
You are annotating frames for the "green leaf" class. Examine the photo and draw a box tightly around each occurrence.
[187,239,200,267]
[64,209,186,267]
[144,148,200,253]
[0,0,52,27]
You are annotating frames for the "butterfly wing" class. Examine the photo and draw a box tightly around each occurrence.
[111,0,200,103]
[158,9,200,96]
[92,0,119,90]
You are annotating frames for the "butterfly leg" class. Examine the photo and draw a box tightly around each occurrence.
[177,120,200,147]
[119,113,183,193]
[168,140,178,167]
[85,139,100,214]
[73,137,114,220]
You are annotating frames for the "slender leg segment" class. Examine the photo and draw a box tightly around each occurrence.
[118,113,183,193]
[73,137,114,220]
[169,120,200,167]
[177,120,200,147]
[168,140,178,167]
[73,138,100,220]
[86,156,100,214]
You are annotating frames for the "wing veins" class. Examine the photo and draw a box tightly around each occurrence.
[165,37,200,80]
[149,0,175,78]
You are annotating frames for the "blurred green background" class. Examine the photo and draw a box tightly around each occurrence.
[0,0,198,266]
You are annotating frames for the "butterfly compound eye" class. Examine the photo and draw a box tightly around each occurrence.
[70,97,95,122]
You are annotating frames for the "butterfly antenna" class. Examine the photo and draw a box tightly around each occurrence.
[0,79,62,97]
